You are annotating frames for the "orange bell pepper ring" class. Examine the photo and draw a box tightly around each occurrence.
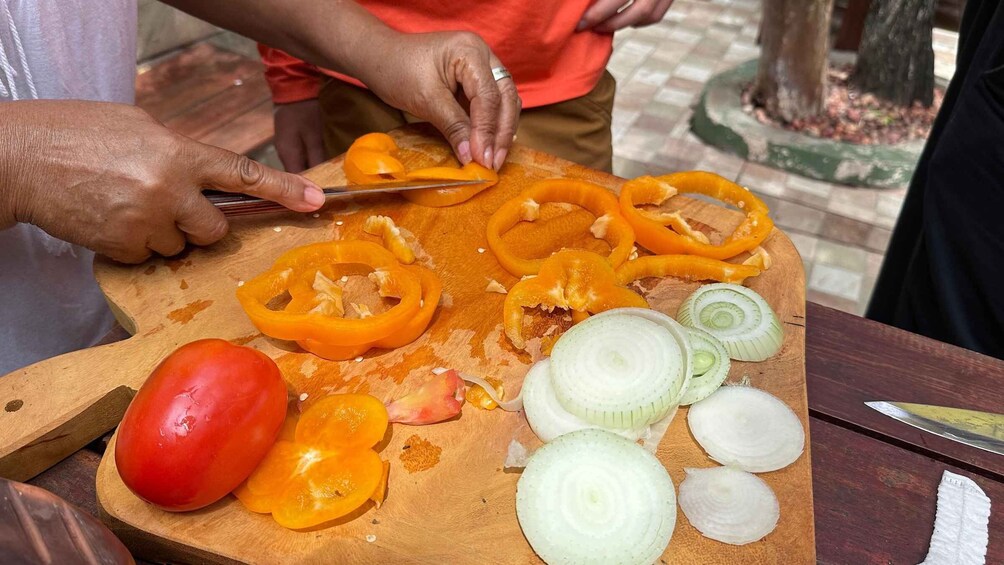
[233,394,389,529]
[487,179,636,277]
[344,133,406,184]
[615,255,762,286]
[619,172,774,260]
[301,264,443,360]
[503,249,648,349]
[236,241,423,349]
[402,163,499,207]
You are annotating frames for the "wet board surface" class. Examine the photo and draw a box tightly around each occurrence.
[4,126,814,563]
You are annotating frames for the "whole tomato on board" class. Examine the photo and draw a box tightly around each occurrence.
[115,339,287,511]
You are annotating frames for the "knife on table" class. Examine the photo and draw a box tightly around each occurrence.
[865,401,1004,456]
[205,179,485,216]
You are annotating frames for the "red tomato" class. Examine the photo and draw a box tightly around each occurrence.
[115,339,287,511]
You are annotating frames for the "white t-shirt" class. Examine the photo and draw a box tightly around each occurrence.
[0,0,137,374]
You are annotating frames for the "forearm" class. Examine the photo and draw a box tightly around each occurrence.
[0,102,45,228]
[161,0,393,82]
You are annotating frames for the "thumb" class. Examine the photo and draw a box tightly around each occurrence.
[192,142,325,212]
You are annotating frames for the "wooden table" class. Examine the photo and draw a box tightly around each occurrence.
[28,303,1003,564]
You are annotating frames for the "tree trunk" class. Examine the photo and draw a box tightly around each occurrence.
[851,0,935,107]
[753,0,835,122]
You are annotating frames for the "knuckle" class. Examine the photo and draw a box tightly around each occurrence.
[120,248,151,264]
[234,155,265,187]
[441,120,468,143]
[165,240,187,257]
[453,31,485,51]
[479,87,502,106]
[204,217,229,243]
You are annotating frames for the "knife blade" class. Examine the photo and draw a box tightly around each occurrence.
[206,179,484,216]
[865,401,1004,456]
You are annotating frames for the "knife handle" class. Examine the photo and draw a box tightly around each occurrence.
[203,191,288,217]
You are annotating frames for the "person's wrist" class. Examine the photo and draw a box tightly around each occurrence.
[347,26,406,90]
[0,103,36,228]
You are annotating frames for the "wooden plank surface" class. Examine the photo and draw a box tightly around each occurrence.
[136,42,273,156]
[136,43,264,123]
[806,305,1004,478]
[25,127,810,563]
[812,417,1003,564]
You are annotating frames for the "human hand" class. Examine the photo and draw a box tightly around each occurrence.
[0,100,324,263]
[357,31,521,171]
[577,0,675,34]
[273,99,327,173]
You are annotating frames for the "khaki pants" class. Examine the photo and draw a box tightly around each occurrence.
[318,71,616,173]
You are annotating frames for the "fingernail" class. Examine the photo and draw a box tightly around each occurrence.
[483,147,494,168]
[493,148,508,171]
[576,19,588,31]
[304,185,325,208]
[458,140,472,165]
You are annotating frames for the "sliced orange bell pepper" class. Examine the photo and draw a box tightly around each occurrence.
[615,255,762,286]
[233,394,389,529]
[298,264,442,360]
[487,179,636,277]
[503,249,648,349]
[236,241,422,349]
[343,133,499,206]
[363,215,416,264]
[619,172,774,260]
[344,133,406,184]
[402,163,499,207]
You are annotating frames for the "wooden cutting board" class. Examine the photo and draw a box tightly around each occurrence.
[2,126,814,563]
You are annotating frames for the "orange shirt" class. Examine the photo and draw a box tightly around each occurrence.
[260,1,613,109]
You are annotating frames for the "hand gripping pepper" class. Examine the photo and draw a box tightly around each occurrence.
[619,172,773,260]
[615,255,762,286]
[487,179,636,277]
[236,241,425,358]
[503,249,648,349]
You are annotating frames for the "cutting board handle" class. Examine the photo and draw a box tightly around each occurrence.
[0,335,168,482]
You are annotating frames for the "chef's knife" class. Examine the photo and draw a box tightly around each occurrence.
[206,179,484,216]
[865,401,1004,456]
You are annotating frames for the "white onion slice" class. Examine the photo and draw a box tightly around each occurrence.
[679,327,730,405]
[516,429,677,565]
[687,386,805,472]
[591,307,693,406]
[677,283,783,362]
[522,359,643,443]
[550,313,687,429]
[679,466,779,545]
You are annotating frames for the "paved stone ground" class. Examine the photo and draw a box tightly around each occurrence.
[608,0,959,315]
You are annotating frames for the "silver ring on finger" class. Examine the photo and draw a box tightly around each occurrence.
[491,66,512,82]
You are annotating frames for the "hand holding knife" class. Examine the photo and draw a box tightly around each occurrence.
[206,179,485,217]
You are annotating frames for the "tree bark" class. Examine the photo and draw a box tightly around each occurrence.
[851,0,935,107]
[754,0,835,122]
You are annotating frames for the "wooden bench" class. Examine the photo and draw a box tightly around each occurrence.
[135,42,276,161]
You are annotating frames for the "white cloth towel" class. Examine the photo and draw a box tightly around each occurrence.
[919,470,992,565]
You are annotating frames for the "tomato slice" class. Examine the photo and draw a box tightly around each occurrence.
[294,394,388,452]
